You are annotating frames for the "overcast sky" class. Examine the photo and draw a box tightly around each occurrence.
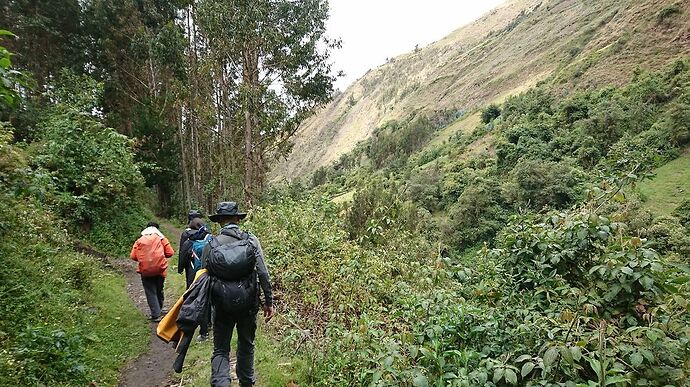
[327,0,506,91]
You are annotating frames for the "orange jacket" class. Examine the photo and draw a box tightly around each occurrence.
[130,234,175,277]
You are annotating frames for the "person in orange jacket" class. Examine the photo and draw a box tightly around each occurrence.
[130,221,175,321]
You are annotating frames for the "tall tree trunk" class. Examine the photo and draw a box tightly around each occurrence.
[242,42,259,207]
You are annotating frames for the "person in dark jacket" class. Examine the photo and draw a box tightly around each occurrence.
[202,201,274,387]
[178,210,203,286]
[179,217,212,341]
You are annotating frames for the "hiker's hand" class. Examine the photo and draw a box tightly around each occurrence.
[263,305,275,322]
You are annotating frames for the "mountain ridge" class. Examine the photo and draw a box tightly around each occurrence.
[271,0,690,180]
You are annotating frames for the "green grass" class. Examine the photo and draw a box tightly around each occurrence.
[82,268,150,385]
[638,151,690,216]
[0,197,149,386]
[332,189,356,204]
[160,221,306,387]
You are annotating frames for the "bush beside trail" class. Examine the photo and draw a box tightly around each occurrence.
[0,128,150,385]
[251,176,690,385]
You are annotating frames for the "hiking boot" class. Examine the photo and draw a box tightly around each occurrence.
[197,334,208,342]
[150,315,162,322]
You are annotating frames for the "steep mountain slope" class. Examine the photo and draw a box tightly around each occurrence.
[272,0,690,180]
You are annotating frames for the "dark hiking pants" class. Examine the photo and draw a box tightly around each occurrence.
[210,309,257,387]
[141,275,165,318]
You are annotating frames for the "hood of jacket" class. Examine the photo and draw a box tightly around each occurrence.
[141,226,165,238]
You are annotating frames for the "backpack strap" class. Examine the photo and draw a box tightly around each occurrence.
[208,236,221,249]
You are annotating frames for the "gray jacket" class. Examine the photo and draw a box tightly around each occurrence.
[201,224,273,307]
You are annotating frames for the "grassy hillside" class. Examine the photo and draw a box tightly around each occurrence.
[273,0,690,180]
[639,150,690,216]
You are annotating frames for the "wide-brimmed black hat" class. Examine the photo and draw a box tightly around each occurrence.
[209,202,247,223]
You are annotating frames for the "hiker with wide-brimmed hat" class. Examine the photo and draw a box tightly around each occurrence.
[201,201,274,387]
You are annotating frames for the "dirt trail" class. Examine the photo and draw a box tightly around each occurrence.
[116,221,188,387]
[115,251,177,387]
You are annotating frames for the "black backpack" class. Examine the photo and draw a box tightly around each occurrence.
[206,233,259,311]
[206,233,256,281]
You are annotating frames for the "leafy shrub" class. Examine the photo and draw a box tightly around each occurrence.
[345,178,421,244]
[672,199,690,228]
[3,326,89,385]
[503,158,584,209]
[366,116,437,169]
[28,72,150,253]
[481,104,501,123]
[406,163,443,212]
[655,92,690,147]
[0,189,148,386]
[646,216,690,257]
[442,177,506,249]
[33,72,145,226]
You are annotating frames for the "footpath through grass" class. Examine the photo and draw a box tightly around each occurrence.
[638,150,690,216]
[159,222,305,387]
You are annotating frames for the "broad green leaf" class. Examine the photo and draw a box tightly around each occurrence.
[521,362,535,377]
[570,346,583,362]
[372,370,382,382]
[640,276,654,290]
[560,345,574,365]
[630,352,643,367]
[412,373,429,387]
[493,367,505,384]
[606,375,630,385]
[544,347,559,368]
[476,371,488,385]
[419,347,432,358]
[505,369,518,385]
[588,358,603,380]
[409,345,418,358]
[515,354,532,362]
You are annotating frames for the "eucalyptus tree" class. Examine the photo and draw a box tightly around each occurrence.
[195,0,339,205]
[84,0,188,215]
[0,0,85,87]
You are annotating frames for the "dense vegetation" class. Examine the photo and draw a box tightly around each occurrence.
[249,61,690,385]
[2,1,690,386]
[0,40,149,385]
[308,61,690,253]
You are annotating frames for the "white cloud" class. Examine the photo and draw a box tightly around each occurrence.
[327,0,506,90]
